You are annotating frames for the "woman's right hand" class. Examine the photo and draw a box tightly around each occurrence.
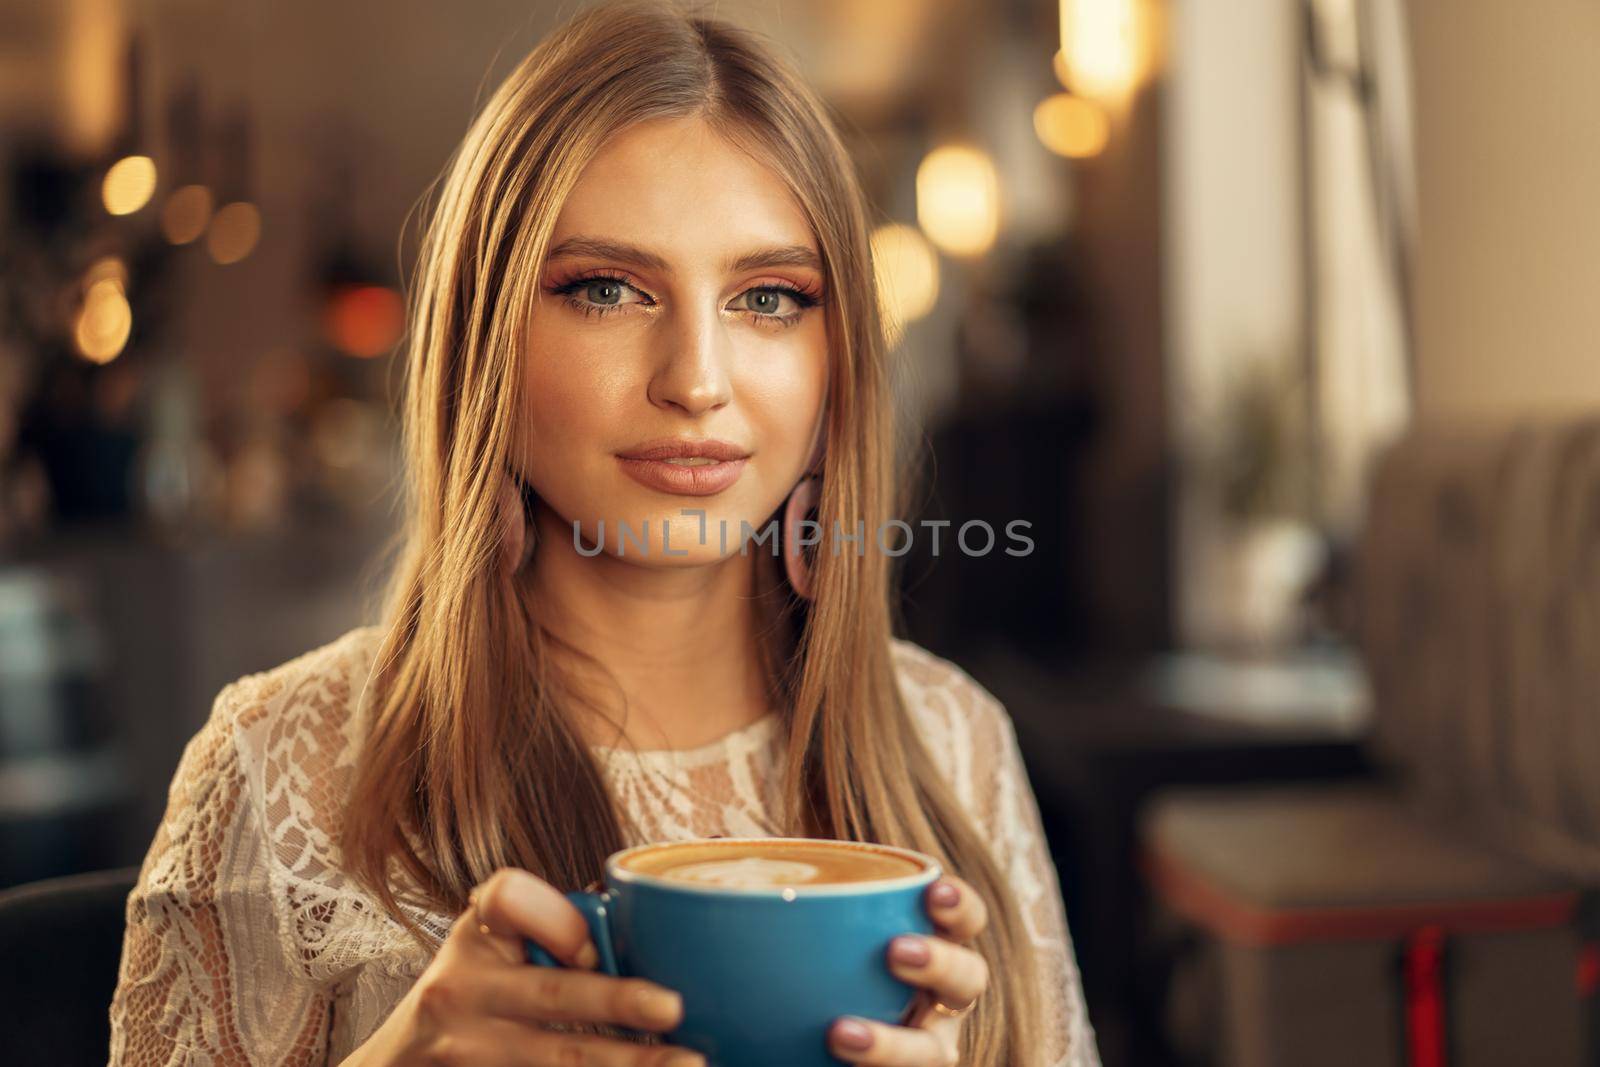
[344,867,705,1067]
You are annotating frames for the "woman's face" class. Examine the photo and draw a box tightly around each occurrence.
[520,115,829,566]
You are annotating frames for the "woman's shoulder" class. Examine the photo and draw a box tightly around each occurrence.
[888,638,1044,842]
[201,625,433,981]
[212,624,387,747]
[889,636,1006,716]
[887,637,1018,771]
[196,624,388,859]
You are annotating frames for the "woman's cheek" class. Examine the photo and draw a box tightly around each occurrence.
[523,325,639,442]
[733,336,827,423]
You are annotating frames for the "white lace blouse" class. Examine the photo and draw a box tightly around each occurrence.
[107,626,1100,1066]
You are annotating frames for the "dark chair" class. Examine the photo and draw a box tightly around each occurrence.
[0,866,139,1067]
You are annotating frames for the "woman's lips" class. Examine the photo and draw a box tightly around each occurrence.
[616,455,748,496]
[615,437,751,496]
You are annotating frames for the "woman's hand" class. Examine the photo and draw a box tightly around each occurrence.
[342,867,705,1067]
[826,875,990,1066]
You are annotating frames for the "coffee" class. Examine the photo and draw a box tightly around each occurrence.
[618,839,927,888]
[530,835,942,1064]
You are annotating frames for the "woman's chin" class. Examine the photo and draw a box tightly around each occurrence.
[630,546,750,568]
[552,512,763,564]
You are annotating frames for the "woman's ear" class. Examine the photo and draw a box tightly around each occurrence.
[782,472,821,599]
[499,470,536,573]
[784,410,826,598]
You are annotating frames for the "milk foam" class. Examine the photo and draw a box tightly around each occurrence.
[662,857,823,887]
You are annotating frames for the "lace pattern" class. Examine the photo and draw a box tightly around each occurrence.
[108,626,1100,1066]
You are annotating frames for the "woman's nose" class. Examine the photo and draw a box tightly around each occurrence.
[646,300,733,417]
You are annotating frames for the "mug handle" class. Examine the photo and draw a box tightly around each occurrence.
[524,889,622,976]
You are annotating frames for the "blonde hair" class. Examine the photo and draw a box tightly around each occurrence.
[341,3,1043,1063]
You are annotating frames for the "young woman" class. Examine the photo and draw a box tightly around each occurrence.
[108,4,1099,1065]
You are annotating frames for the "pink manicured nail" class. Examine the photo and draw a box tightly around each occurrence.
[930,881,960,908]
[890,936,931,967]
[832,1018,874,1051]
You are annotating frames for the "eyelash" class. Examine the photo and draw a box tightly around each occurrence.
[547,271,822,328]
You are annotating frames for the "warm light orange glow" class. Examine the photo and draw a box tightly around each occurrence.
[161,185,214,245]
[1034,94,1110,158]
[323,284,406,358]
[916,145,1000,258]
[206,202,261,264]
[102,155,157,215]
[870,223,940,347]
[85,255,129,289]
[1058,0,1152,102]
[75,279,132,363]
[62,0,123,156]
[1052,49,1073,91]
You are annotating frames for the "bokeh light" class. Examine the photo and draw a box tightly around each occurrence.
[323,285,406,358]
[916,145,1000,258]
[1058,0,1150,101]
[102,155,158,216]
[206,202,262,264]
[1052,49,1073,91]
[1034,93,1110,158]
[870,223,940,347]
[84,255,129,289]
[74,279,132,364]
[161,185,214,245]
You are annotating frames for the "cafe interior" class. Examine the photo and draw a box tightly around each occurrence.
[2,0,1599,1064]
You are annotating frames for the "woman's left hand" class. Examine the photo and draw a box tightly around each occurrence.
[826,875,990,1065]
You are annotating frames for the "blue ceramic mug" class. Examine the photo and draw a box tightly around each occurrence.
[525,836,941,1066]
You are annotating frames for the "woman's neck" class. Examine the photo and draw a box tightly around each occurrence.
[523,502,778,751]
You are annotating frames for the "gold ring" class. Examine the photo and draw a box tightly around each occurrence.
[468,890,491,937]
[930,999,975,1019]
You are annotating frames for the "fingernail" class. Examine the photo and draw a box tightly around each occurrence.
[890,935,931,967]
[574,942,600,970]
[636,987,683,1028]
[832,1017,874,1051]
[930,881,960,908]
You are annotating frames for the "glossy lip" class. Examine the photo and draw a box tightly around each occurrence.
[603,837,942,897]
[615,437,751,497]
[617,437,751,462]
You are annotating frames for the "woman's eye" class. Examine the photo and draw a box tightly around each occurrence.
[551,275,649,320]
[578,279,641,307]
[552,276,817,325]
[735,287,805,318]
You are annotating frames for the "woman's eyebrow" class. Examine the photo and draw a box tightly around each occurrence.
[726,245,823,273]
[546,235,822,274]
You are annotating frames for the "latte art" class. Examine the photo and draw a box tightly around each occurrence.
[660,858,823,887]
[619,839,928,888]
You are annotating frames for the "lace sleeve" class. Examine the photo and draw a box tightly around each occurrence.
[108,678,335,1066]
[959,677,1102,1067]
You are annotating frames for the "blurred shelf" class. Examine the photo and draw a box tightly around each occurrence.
[1140,646,1371,737]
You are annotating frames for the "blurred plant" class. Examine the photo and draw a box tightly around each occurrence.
[1202,354,1315,524]
[1186,353,1332,650]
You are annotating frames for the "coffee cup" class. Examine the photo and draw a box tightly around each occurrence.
[525,836,941,1066]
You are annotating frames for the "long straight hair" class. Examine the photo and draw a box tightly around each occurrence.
[341,4,1042,1063]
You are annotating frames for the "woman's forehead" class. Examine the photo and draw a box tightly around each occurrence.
[548,116,817,271]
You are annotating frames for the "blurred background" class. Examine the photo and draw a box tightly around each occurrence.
[4,0,1600,1064]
